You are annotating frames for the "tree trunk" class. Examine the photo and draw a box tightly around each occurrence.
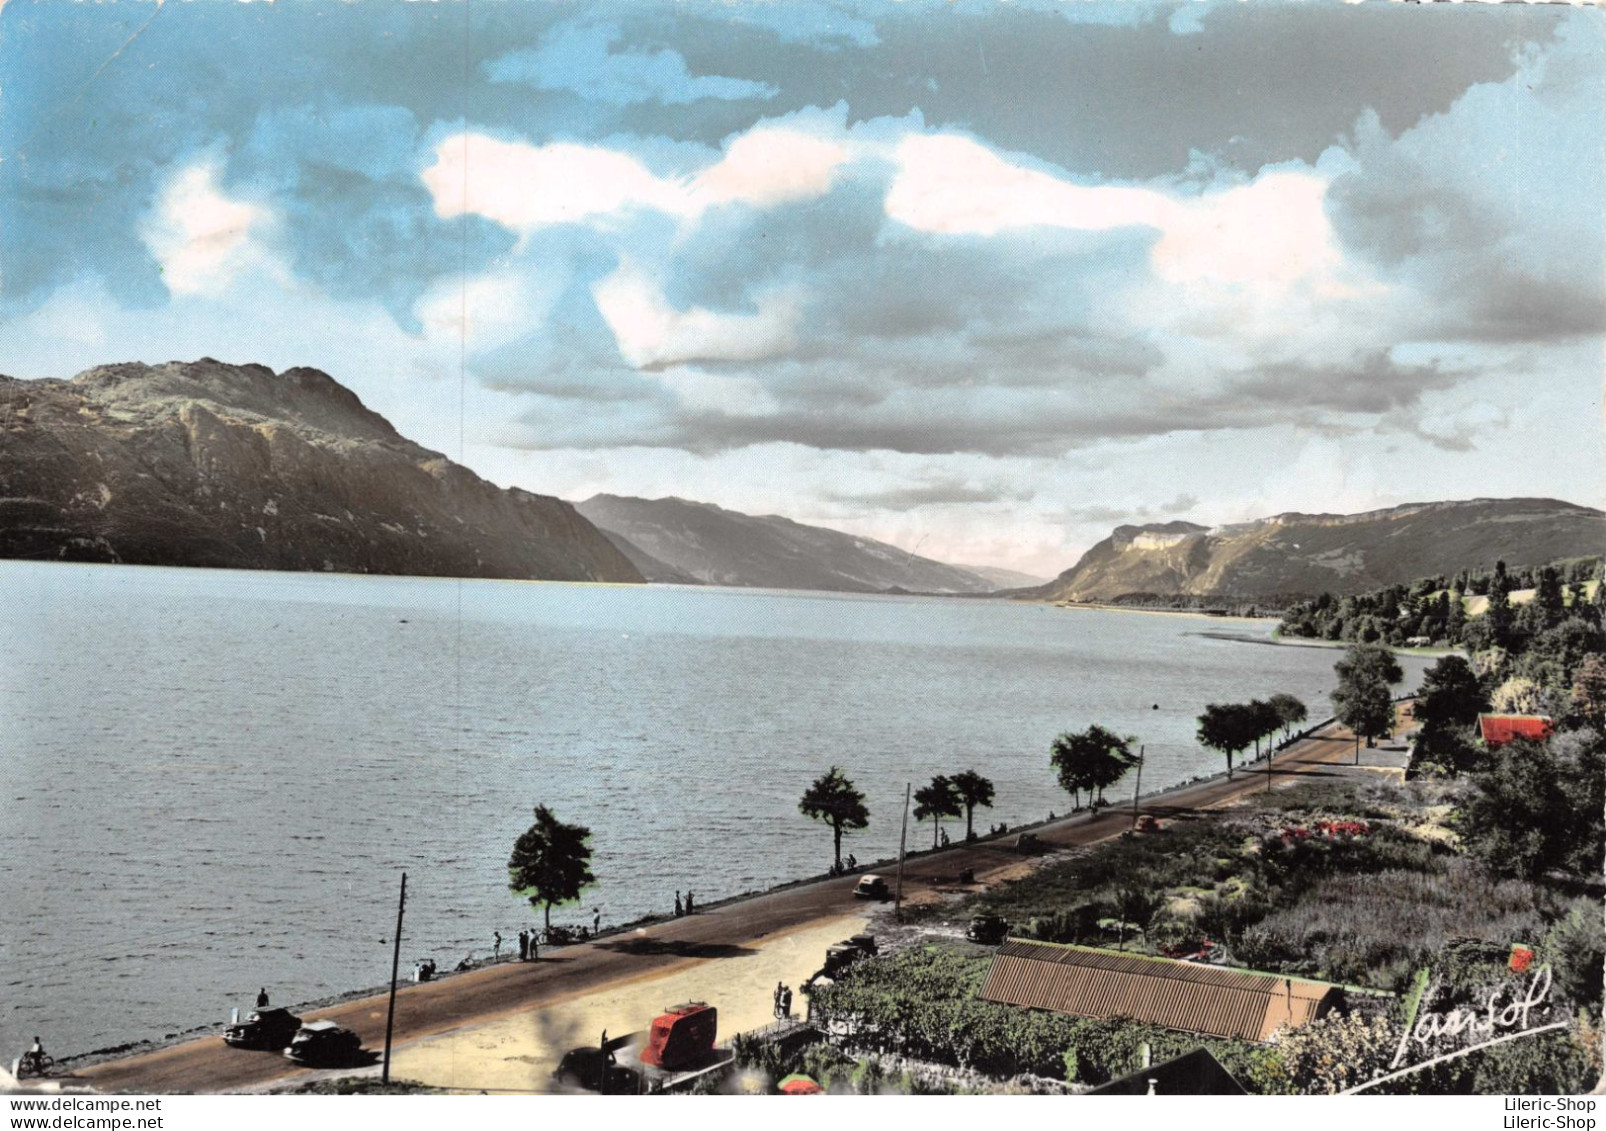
[833,821,842,869]
[965,806,974,841]
[1227,751,1234,780]
[544,901,552,932]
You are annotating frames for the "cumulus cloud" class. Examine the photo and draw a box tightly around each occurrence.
[591,262,802,368]
[422,120,852,235]
[140,162,276,296]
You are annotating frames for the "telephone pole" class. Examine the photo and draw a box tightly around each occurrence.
[382,871,407,1085]
[894,783,911,920]
[1130,745,1144,828]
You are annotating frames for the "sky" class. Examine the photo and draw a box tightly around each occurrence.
[2,0,1603,578]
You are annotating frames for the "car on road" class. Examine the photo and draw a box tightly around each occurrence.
[852,874,890,900]
[223,1007,302,1051]
[283,1020,363,1067]
[966,912,1009,945]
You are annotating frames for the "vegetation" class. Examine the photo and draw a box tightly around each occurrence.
[1331,642,1403,746]
[1048,724,1137,809]
[913,775,962,848]
[1195,697,1304,779]
[950,770,996,841]
[798,766,869,870]
[507,804,596,931]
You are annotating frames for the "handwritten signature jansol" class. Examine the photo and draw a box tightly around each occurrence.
[1391,962,1556,1070]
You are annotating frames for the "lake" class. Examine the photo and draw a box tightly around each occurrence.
[0,561,1431,1056]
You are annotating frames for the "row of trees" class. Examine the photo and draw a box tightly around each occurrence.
[1195,693,1309,778]
[912,770,996,846]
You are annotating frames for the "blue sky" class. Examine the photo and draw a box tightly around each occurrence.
[2,0,1602,575]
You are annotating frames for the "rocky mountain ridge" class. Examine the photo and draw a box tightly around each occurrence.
[0,358,643,583]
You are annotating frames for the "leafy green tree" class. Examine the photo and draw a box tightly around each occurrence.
[1415,655,1486,731]
[1050,725,1137,808]
[1248,698,1283,759]
[1460,740,1572,881]
[913,774,962,848]
[1491,676,1545,715]
[1268,693,1309,743]
[1254,1012,1399,1095]
[1197,702,1255,779]
[1333,643,1402,747]
[950,769,996,841]
[508,804,596,932]
[1571,653,1606,728]
[799,766,870,869]
[1535,566,1567,629]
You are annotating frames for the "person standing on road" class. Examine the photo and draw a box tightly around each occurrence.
[518,930,529,961]
[674,891,683,917]
[685,891,695,915]
[494,931,503,960]
[256,987,269,1009]
[781,985,793,1019]
[593,908,601,936]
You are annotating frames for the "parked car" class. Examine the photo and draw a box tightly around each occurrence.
[553,1032,644,1095]
[283,1020,363,1067]
[223,1007,302,1050]
[822,934,878,977]
[852,874,891,900]
[1013,832,1045,855]
[966,912,1009,945]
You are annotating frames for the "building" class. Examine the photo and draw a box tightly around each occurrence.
[1477,713,1555,747]
[978,940,1343,1043]
[1086,1046,1248,1095]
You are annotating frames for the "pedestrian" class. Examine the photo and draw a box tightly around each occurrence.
[494,930,503,960]
[530,932,539,962]
[518,929,529,962]
[593,907,601,936]
[773,981,784,1018]
[256,987,269,1009]
[674,891,683,917]
[685,891,695,914]
[781,985,793,1019]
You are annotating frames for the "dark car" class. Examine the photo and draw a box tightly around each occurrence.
[223,1007,302,1050]
[283,1020,363,1067]
[966,912,1009,945]
[852,874,891,900]
[553,1032,644,1094]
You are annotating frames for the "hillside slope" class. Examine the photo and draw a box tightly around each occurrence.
[0,358,643,583]
[575,494,997,594]
[1035,499,1605,602]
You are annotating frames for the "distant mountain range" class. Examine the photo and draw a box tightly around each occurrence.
[575,494,1003,594]
[0,359,642,583]
[1028,498,1605,603]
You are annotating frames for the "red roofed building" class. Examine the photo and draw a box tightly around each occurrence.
[1477,714,1554,747]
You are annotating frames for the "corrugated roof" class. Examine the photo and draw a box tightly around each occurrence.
[1477,714,1554,747]
[978,940,1342,1043]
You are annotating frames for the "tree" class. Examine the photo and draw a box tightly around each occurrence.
[1051,725,1137,809]
[799,766,869,870]
[508,805,596,932]
[1571,653,1606,728]
[1491,676,1545,715]
[950,769,996,841]
[1268,693,1309,744]
[1332,673,1395,748]
[1197,702,1255,779]
[1461,740,1573,881]
[1414,654,1486,731]
[913,774,962,848]
[1247,698,1283,760]
[1333,643,1403,748]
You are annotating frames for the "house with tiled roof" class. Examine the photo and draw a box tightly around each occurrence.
[978,939,1344,1043]
[1477,713,1554,747]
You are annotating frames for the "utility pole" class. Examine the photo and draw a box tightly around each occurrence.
[1130,745,1144,829]
[382,871,407,1085]
[894,782,911,921]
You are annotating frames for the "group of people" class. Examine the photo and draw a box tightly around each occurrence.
[771,982,795,1020]
[826,854,858,878]
[672,890,697,916]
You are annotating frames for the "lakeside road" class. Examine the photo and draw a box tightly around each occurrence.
[74,716,1397,1094]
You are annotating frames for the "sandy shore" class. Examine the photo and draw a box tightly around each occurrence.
[375,915,866,1093]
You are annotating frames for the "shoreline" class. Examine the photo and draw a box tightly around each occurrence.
[65,716,1369,1091]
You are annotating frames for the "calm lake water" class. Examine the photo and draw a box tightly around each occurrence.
[0,561,1430,1056]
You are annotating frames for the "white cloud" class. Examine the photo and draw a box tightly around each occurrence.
[885,133,1347,296]
[421,124,851,235]
[140,162,276,296]
[591,261,802,369]
[655,367,778,416]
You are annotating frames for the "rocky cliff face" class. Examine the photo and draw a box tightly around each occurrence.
[1033,499,1604,602]
[576,494,998,594]
[0,358,643,583]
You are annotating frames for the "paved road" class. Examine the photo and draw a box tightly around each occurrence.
[76,718,1382,1093]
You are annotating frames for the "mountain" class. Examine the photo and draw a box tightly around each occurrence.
[956,563,1051,590]
[1033,498,1605,603]
[574,494,999,594]
[0,358,643,583]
